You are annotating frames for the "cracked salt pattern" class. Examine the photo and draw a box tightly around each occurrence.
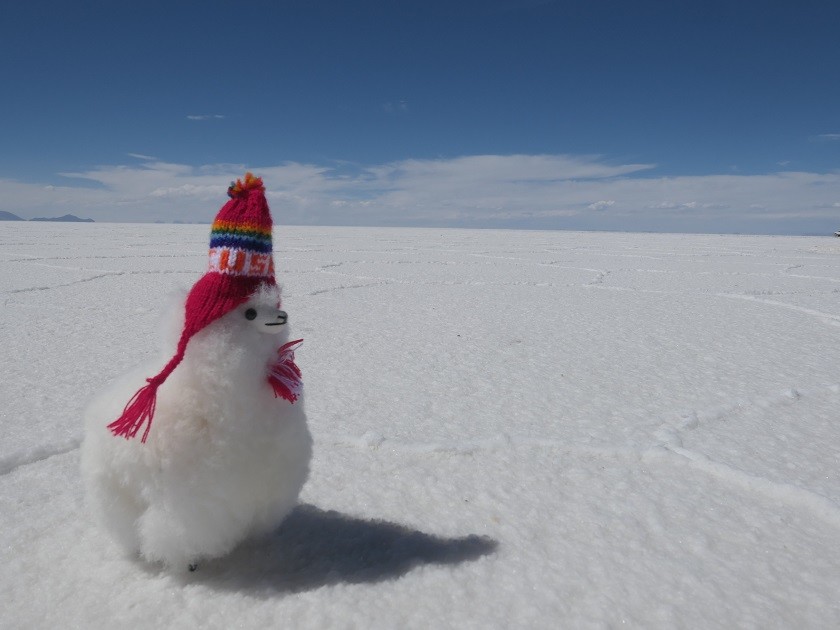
[1,223,839,628]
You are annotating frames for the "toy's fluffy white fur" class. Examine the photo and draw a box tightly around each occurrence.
[81,284,312,569]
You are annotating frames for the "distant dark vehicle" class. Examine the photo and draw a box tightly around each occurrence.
[835,230,840,237]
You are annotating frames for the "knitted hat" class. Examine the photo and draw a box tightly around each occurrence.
[108,173,276,442]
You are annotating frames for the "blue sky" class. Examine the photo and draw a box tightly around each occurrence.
[1,0,839,234]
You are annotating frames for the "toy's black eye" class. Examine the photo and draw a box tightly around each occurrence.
[245,308,257,321]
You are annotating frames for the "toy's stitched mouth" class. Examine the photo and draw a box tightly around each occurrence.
[264,310,288,326]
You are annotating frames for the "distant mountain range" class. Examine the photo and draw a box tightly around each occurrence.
[0,212,94,222]
[31,214,95,223]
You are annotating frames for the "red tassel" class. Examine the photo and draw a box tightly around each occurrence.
[107,378,161,443]
[268,339,303,403]
[107,336,189,443]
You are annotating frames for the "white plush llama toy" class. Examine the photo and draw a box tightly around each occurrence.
[81,173,311,571]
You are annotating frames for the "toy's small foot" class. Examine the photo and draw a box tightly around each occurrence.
[188,563,198,572]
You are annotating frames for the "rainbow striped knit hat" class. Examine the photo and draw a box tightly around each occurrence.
[109,172,276,442]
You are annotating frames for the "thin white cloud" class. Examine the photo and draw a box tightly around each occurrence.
[383,100,409,114]
[587,200,615,211]
[186,114,226,121]
[812,133,840,142]
[649,200,729,211]
[127,153,157,161]
[2,155,839,233]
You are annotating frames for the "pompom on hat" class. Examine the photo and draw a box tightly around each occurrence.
[108,173,277,442]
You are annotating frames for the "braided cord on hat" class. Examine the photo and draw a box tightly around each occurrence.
[107,335,189,442]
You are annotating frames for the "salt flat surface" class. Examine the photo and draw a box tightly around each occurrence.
[1,223,839,629]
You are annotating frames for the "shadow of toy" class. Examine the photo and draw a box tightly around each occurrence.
[189,504,498,594]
